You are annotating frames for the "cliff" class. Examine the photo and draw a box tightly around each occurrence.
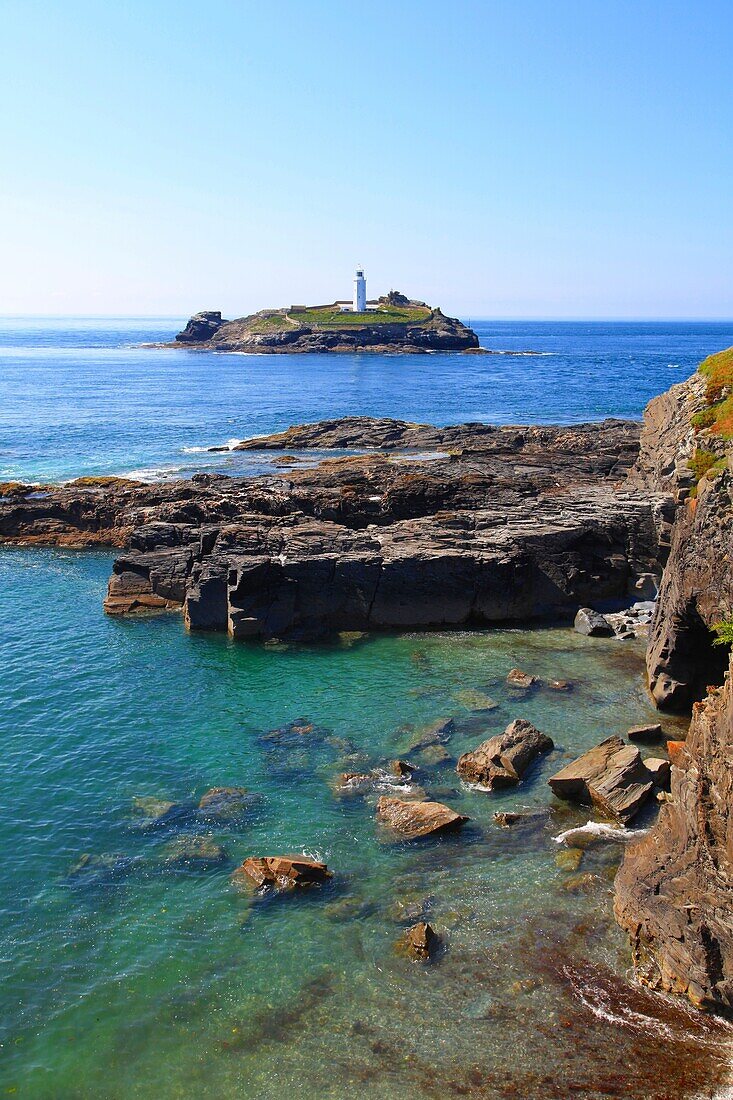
[615,348,733,1011]
[172,299,479,354]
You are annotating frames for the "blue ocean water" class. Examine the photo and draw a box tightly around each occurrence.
[1,316,732,483]
[2,319,733,1098]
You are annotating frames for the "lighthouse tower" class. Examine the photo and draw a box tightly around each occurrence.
[353,268,366,312]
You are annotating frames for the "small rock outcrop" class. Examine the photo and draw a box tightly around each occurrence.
[548,735,654,825]
[232,856,333,892]
[375,796,468,840]
[395,921,441,961]
[175,311,226,343]
[456,719,554,789]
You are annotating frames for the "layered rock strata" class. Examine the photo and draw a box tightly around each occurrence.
[615,655,733,1008]
[614,353,733,1010]
[0,418,670,641]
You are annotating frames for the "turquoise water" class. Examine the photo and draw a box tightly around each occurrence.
[2,317,733,482]
[3,319,733,1097]
[2,550,731,1099]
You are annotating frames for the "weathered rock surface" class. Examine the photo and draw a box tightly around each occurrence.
[548,735,655,825]
[175,311,227,343]
[615,657,733,1009]
[0,417,668,640]
[574,608,614,637]
[625,368,732,710]
[395,921,441,961]
[457,719,553,789]
[375,796,468,839]
[232,856,333,892]
[505,668,538,689]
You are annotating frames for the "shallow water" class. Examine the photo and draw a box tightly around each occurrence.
[2,550,730,1099]
[3,318,733,1097]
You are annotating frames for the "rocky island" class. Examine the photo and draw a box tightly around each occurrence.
[1,347,732,1019]
[172,290,479,354]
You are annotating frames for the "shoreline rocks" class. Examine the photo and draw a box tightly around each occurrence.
[548,736,655,825]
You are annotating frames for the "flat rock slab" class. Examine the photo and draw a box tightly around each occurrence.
[233,856,333,891]
[376,796,468,839]
[457,719,554,790]
[548,735,654,825]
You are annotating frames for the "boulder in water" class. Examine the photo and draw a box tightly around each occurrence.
[232,856,333,892]
[548,735,654,825]
[506,668,538,690]
[457,719,554,789]
[376,796,468,840]
[395,921,441,961]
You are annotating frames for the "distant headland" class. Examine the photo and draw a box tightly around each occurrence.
[171,269,480,354]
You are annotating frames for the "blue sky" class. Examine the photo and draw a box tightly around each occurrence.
[2,0,732,317]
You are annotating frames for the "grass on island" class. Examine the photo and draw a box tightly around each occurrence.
[247,303,432,334]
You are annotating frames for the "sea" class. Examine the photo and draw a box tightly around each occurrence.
[2,318,733,1099]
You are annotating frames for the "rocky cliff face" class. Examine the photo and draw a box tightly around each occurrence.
[615,653,733,1009]
[629,369,733,710]
[615,353,733,1011]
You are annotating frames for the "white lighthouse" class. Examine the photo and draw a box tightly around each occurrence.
[353,267,366,312]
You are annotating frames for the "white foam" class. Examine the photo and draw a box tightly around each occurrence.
[554,820,646,846]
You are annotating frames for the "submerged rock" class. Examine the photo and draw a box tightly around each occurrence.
[457,719,554,790]
[406,718,455,753]
[547,679,573,692]
[574,608,614,637]
[453,688,499,710]
[131,795,188,829]
[555,847,584,872]
[395,921,441,962]
[232,856,333,892]
[162,836,228,870]
[548,735,654,825]
[66,852,137,887]
[197,786,253,822]
[375,796,468,840]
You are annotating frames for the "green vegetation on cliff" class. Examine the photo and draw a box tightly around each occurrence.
[698,346,733,439]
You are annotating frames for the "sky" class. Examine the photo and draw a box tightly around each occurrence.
[1,0,732,318]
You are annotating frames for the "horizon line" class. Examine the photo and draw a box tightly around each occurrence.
[2,313,733,324]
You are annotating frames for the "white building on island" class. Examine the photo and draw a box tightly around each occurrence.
[337,268,379,313]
